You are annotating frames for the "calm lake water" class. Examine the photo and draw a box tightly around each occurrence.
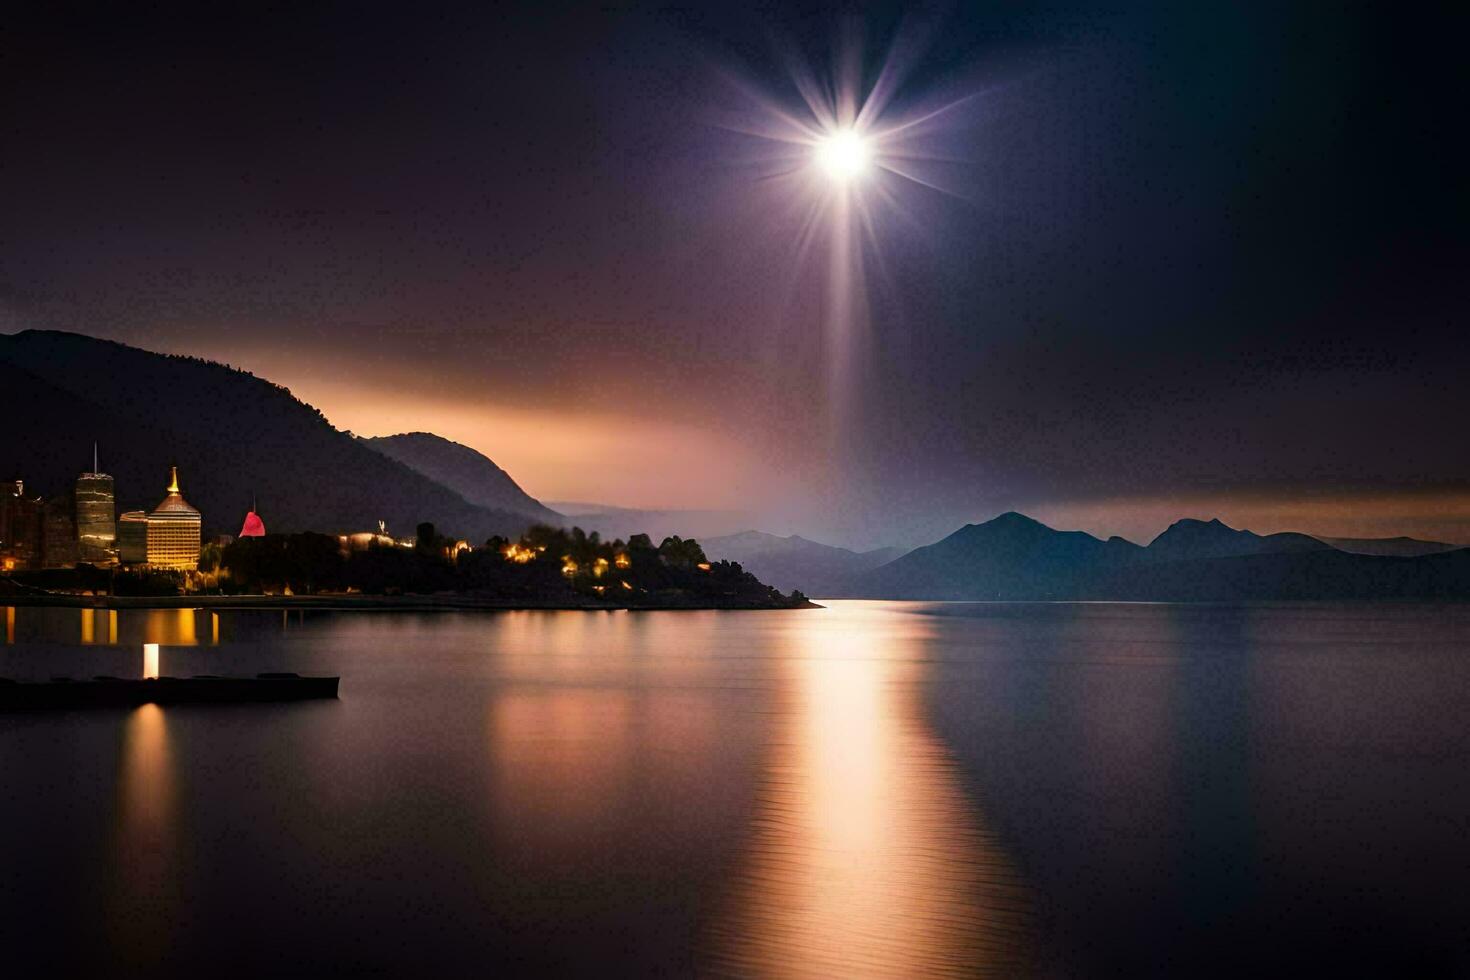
[3,601,1468,977]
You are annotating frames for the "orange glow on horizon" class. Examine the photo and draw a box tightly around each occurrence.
[229,373,775,511]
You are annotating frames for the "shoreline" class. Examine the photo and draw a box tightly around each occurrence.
[0,593,821,612]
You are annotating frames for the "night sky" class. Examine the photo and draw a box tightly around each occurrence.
[4,2,1466,546]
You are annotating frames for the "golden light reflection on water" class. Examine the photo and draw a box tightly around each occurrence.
[118,704,174,837]
[483,610,728,858]
[487,688,635,846]
[107,703,178,968]
[710,603,1032,978]
[0,608,225,647]
[154,608,196,646]
[80,608,121,645]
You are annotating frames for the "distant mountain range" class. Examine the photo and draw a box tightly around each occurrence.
[0,331,550,539]
[840,512,1470,601]
[700,530,906,595]
[360,432,562,525]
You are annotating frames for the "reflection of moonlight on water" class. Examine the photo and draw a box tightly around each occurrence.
[708,604,1032,977]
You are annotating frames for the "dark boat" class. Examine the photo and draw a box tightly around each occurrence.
[0,672,339,710]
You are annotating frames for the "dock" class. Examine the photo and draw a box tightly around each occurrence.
[0,672,339,709]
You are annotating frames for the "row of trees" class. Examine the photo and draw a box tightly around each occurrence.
[207,524,803,607]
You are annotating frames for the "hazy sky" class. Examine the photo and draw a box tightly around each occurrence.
[4,2,1466,547]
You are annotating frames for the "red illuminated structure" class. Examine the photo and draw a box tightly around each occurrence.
[239,495,265,538]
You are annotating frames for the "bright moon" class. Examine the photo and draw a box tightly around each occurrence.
[815,130,871,181]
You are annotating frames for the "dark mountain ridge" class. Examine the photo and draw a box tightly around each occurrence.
[0,331,546,539]
[361,432,561,525]
[850,512,1143,600]
[1147,517,1330,561]
[846,512,1470,601]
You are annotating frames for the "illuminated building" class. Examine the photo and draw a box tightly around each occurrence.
[502,542,538,563]
[118,511,148,564]
[145,466,201,570]
[239,495,265,538]
[0,479,43,570]
[42,495,78,568]
[75,445,116,564]
[339,520,401,554]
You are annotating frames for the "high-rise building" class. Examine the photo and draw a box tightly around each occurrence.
[42,495,78,569]
[0,480,43,571]
[146,466,202,570]
[75,445,116,565]
[118,511,149,564]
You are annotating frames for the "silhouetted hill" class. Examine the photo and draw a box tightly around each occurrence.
[846,512,1470,601]
[361,432,561,525]
[0,330,545,539]
[1315,535,1461,557]
[849,512,1145,600]
[701,530,905,595]
[1147,517,1331,561]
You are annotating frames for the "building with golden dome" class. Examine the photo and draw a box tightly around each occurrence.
[145,466,202,570]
